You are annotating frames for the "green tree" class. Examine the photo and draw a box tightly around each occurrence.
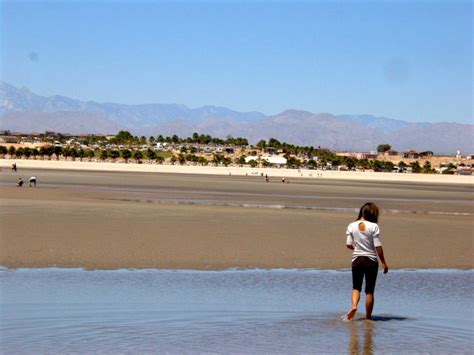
[248,159,258,168]
[256,139,267,151]
[114,130,135,144]
[146,148,156,161]
[78,149,86,161]
[54,146,63,160]
[31,148,39,160]
[212,154,223,166]
[268,138,281,148]
[235,155,246,166]
[370,159,384,172]
[423,161,434,174]
[307,159,318,169]
[63,147,72,161]
[15,147,24,158]
[100,150,109,161]
[198,156,208,166]
[133,150,143,163]
[377,144,392,153]
[8,146,16,157]
[23,147,32,159]
[398,161,407,171]
[69,147,78,161]
[86,149,95,161]
[286,156,301,169]
[155,155,165,164]
[170,155,177,165]
[0,145,7,158]
[177,153,186,165]
[109,150,120,162]
[222,156,232,167]
[121,149,132,163]
[410,161,422,173]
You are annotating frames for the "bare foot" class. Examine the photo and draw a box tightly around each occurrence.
[346,307,357,321]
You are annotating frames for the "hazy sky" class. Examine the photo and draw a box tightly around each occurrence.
[1,0,472,123]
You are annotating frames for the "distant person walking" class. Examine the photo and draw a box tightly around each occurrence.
[29,176,37,187]
[17,177,24,187]
[344,202,388,321]
[12,163,17,172]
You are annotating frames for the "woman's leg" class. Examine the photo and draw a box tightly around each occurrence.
[347,289,360,320]
[365,293,374,320]
[347,258,363,320]
[364,260,379,320]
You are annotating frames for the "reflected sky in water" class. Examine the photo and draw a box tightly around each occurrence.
[1,269,472,353]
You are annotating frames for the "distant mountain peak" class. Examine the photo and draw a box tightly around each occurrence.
[0,82,472,154]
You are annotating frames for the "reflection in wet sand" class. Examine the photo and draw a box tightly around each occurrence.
[349,320,375,355]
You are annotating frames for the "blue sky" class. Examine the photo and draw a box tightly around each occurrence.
[1,0,472,123]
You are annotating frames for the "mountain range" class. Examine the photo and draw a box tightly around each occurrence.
[1,81,472,154]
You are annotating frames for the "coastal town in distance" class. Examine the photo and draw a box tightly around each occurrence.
[1,129,473,176]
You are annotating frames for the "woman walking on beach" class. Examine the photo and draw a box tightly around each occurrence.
[345,202,388,321]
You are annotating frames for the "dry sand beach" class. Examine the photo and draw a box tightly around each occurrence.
[1,162,472,270]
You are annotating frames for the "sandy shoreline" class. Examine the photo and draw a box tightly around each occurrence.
[1,168,472,270]
[2,158,473,184]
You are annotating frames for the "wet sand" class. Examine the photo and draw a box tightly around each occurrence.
[1,169,473,269]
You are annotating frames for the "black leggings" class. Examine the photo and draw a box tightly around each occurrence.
[352,256,379,294]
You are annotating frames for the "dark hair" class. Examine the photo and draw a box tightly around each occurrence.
[357,202,379,223]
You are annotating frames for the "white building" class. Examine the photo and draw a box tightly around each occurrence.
[245,156,287,165]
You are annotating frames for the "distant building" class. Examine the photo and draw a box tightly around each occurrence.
[0,132,19,143]
[266,147,277,155]
[419,151,433,158]
[403,150,420,159]
[339,152,378,159]
[245,156,287,165]
[384,149,399,156]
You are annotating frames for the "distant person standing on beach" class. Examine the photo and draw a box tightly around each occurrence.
[29,176,37,187]
[12,163,17,172]
[345,202,388,321]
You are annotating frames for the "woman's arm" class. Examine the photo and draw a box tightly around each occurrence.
[376,246,389,273]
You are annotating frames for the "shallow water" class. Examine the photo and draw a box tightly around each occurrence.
[1,269,472,354]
